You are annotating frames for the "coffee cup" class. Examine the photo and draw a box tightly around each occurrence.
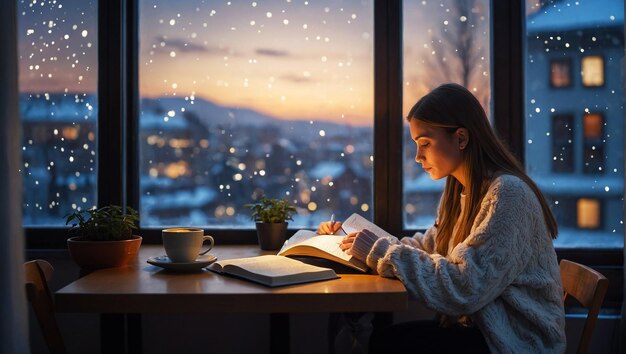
[162,228,214,263]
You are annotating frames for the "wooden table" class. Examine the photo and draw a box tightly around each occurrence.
[55,245,408,353]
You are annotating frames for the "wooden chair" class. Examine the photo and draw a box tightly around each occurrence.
[24,260,68,354]
[559,259,609,354]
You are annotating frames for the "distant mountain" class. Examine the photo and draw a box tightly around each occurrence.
[140,96,370,139]
[142,96,271,127]
[19,92,96,122]
[19,92,370,139]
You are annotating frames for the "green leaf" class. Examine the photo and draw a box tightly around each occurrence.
[64,204,140,241]
[245,195,297,223]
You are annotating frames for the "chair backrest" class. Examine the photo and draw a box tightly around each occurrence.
[559,259,609,354]
[24,260,68,354]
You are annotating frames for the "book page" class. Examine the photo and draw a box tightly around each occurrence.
[279,230,350,262]
[342,213,395,239]
[281,229,319,247]
[208,255,338,287]
[212,255,333,277]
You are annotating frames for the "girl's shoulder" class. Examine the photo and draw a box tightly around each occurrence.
[486,173,534,198]
[478,174,544,222]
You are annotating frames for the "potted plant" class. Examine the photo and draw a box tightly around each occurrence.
[245,196,297,250]
[65,205,142,269]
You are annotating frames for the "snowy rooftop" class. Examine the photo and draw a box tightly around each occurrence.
[142,186,216,210]
[527,0,624,33]
[140,111,189,130]
[309,161,346,179]
[533,175,623,196]
[404,173,446,193]
[20,94,96,123]
[404,173,624,197]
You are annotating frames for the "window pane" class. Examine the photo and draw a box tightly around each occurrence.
[583,112,603,139]
[550,59,572,87]
[525,0,624,248]
[581,55,604,87]
[582,112,605,174]
[402,0,491,228]
[18,0,98,226]
[551,114,574,172]
[577,198,601,229]
[139,1,374,228]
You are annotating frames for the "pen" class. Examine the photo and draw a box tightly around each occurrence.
[330,213,347,235]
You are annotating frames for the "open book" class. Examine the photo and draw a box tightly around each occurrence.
[278,213,395,273]
[207,255,339,287]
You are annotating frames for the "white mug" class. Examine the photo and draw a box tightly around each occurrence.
[162,228,214,263]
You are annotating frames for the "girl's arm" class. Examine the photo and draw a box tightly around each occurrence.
[364,177,538,316]
[399,226,437,253]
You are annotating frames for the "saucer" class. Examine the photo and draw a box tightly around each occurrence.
[147,254,217,272]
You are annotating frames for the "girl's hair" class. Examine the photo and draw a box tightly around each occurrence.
[407,83,558,255]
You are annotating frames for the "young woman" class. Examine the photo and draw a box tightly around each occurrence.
[319,83,566,353]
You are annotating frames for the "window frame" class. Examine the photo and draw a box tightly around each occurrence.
[23,0,624,270]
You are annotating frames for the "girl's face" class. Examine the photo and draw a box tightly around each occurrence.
[409,118,468,186]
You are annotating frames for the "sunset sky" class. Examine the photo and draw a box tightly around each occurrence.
[18,0,490,126]
[138,0,374,125]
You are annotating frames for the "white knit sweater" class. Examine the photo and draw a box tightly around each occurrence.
[364,175,566,353]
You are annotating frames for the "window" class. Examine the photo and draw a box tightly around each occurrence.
[583,112,604,139]
[18,0,624,258]
[525,0,624,248]
[549,196,576,229]
[581,55,604,87]
[551,114,574,172]
[583,112,605,174]
[582,145,605,174]
[402,0,491,228]
[138,1,374,228]
[550,59,572,88]
[18,0,98,226]
[577,198,601,229]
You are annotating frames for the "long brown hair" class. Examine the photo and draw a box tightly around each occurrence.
[407,83,558,255]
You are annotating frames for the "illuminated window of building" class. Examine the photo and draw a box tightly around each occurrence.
[551,114,574,172]
[577,198,601,229]
[583,112,603,139]
[550,59,571,88]
[581,55,604,87]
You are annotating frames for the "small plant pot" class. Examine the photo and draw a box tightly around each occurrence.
[255,222,288,250]
[67,235,142,269]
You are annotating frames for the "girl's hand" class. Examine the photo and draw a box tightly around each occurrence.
[339,231,359,254]
[317,221,343,235]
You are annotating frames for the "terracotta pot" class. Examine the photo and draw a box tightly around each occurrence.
[255,222,288,250]
[67,235,142,269]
